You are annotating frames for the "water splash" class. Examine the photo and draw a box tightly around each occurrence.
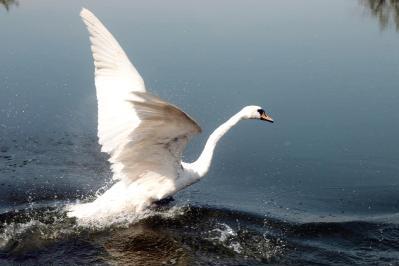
[207,223,242,253]
[66,180,167,227]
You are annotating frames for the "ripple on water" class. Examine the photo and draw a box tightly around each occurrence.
[1,203,399,265]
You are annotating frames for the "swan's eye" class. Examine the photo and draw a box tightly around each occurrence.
[257,109,265,115]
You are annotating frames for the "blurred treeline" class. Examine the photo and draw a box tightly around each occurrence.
[1,0,18,11]
[361,0,399,31]
[1,0,398,31]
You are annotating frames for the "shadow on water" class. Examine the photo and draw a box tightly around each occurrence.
[0,0,18,11]
[360,0,399,31]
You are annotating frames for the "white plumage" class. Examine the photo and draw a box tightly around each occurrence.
[80,8,145,180]
[68,8,273,222]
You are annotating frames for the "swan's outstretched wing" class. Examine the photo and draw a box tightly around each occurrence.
[119,92,201,199]
[80,9,201,200]
[80,8,145,157]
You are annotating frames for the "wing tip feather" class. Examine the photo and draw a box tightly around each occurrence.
[80,7,92,19]
[80,8,100,28]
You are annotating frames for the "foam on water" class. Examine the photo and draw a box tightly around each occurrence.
[207,223,243,253]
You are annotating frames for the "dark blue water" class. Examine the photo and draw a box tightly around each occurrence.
[1,0,399,264]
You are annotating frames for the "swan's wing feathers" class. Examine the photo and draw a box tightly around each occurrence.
[113,92,201,199]
[80,8,145,157]
[81,8,201,202]
[122,92,201,174]
[130,92,202,138]
[80,8,145,92]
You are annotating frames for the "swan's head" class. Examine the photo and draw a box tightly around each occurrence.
[241,106,274,123]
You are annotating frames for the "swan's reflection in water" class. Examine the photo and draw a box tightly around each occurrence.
[89,206,284,265]
[99,223,190,265]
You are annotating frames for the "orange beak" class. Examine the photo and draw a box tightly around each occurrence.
[260,113,274,123]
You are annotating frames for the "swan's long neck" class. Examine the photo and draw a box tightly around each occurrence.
[189,110,244,178]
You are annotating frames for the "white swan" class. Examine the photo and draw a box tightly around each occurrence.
[68,8,274,221]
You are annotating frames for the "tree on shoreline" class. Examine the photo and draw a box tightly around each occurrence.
[360,0,399,31]
[0,0,18,11]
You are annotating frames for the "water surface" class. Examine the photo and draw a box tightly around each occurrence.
[0,0,399,264]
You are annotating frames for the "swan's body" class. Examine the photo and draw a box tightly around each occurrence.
[68,9,273,221]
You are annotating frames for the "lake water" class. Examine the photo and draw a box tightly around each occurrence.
[1,0,399,264]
